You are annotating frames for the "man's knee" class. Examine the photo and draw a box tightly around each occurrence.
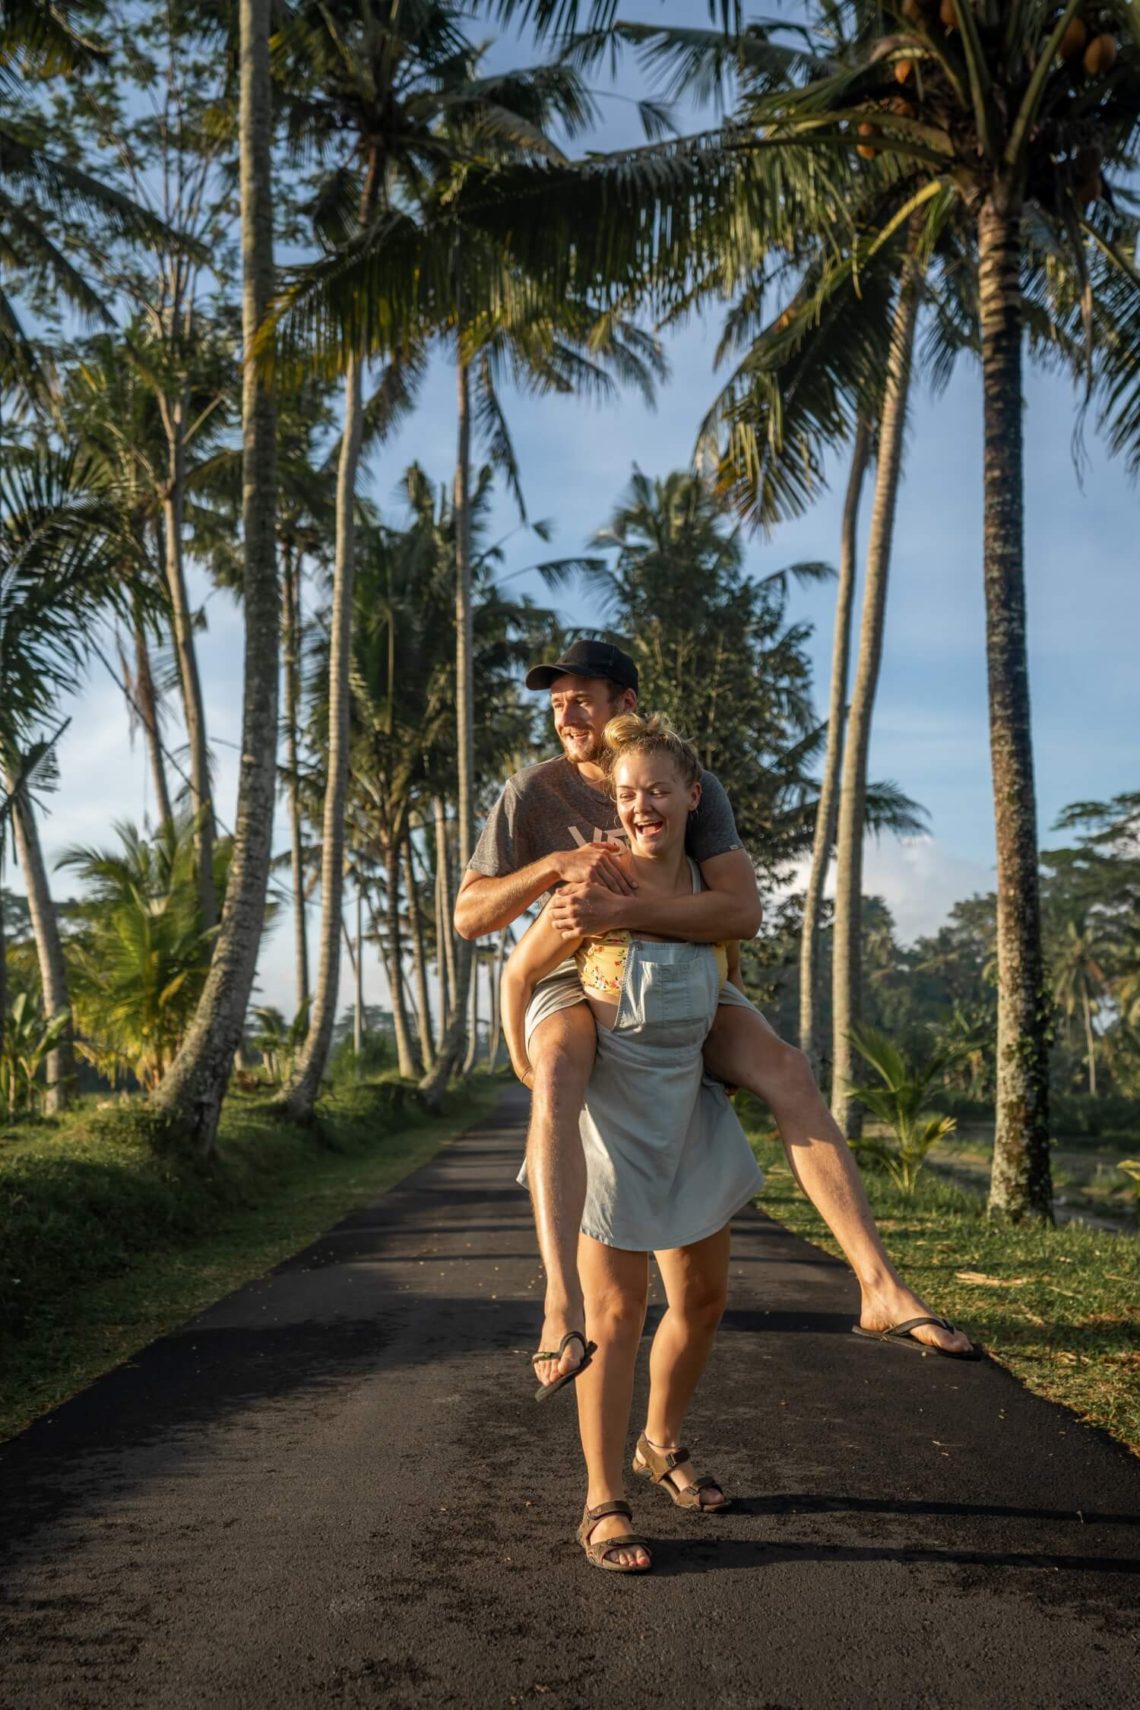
[530,1004,595,1102]
[708,1007,818,1104]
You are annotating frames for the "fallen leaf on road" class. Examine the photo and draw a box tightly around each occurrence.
[955,1271,1030,1287]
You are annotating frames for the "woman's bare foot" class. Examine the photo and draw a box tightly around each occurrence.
[583,1506,651,1570]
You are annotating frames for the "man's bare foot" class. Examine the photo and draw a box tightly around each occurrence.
[859,1283,975,1356]
[583,1506,651,1571]
[532,1309,588,1390]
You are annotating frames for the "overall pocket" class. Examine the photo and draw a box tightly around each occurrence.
[638,958,707,1027]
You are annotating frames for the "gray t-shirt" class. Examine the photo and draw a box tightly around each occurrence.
[469,756,742,894]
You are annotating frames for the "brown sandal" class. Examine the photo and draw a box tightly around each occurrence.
[632,1431,731,1512]
[576,1501,653,1573]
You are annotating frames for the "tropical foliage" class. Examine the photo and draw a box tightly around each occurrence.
[0,0,1135,1221]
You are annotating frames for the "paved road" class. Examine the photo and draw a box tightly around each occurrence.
[2,1090,1137,1709]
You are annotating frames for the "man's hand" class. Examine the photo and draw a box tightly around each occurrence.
[552,841,636,895]
[549,881,630,939]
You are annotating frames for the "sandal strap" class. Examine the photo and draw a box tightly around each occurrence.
[687,1476,720,1494]
[531,1329,589,1364]
[640,1435,691,1479]
[583,1499,632,1525]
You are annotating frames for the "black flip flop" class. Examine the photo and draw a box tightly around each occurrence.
[532,1329,596,1402]
[852,1314,982,1361]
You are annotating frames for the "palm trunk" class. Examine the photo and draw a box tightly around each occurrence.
[133,611,173,830]
[486,926,508,1070]
[462,951,480,1076]
[978,193,1052,1222]
[831,262,920,1137]
[383,844,418,1077]
[434,850,450,1033]
[8,778,75,1112]
[353,886,364,1056]
[433,794,455,1024]
[162,408,216,929]
[286,155,380,1116]
[282,544,309,1015]
[403,832,435,1068]
[800,419,870,1078]
[284,354,363,1111]
[151,0,278,1155]
[1082,987,1097,1098]
[419,360,475,1105]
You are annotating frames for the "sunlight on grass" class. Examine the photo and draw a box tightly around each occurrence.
[744,1113,1140,1456]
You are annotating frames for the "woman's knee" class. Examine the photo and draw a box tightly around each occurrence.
[677,1282,727,1334]
[587,1282,648,1345]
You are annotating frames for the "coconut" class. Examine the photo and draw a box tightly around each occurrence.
[1076,173,1102,207]
[939,0,957,28]
[1083,33,1117,76]
[895,58,915,84]
[901,0,924,20]
[1059,17,1087,61]
[856,121,878,159]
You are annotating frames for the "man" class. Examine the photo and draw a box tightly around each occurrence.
[455,639,974,1386]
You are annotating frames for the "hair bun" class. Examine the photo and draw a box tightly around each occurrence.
[601,709,701,793]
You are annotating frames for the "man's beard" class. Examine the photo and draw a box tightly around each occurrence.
[558,725,605,764]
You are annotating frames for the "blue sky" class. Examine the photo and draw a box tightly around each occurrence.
[16,1,1139,1019]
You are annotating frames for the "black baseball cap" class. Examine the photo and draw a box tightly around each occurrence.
[525,637,639,695]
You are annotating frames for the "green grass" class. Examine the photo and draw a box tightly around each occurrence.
[0,1075,500,1443]
[740,1103,1140,1457]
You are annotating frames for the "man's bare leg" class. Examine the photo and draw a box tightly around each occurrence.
[526,1001,597,1389]
[703,1004,973,1355]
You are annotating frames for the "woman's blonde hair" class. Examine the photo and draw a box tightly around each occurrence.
[601,710,702,796]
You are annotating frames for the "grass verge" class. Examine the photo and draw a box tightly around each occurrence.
[740,1103,1140,1456]
[0,1075,501,1444]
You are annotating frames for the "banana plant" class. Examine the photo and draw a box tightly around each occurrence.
[846,1021,964,1198]
[1,992,71,1118]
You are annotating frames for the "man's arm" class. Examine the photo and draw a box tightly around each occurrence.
[454,841,636,940]
[547,847,761,943]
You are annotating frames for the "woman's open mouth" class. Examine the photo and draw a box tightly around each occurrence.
[634,817,665,840]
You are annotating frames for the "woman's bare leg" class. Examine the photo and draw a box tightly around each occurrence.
[642,1224,732,1506]
[575,1234,650,1568]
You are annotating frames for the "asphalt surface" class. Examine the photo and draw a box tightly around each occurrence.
[1,1088,1137,1710]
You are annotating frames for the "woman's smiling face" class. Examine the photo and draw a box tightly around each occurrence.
[612,749,701,858]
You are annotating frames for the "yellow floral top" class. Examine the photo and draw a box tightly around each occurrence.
[576,930,729,999]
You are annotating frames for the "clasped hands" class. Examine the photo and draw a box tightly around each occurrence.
[548,840,638,939]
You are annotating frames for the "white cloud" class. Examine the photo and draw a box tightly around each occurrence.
[785,835,994,946]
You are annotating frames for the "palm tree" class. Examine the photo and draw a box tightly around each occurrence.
[60,816,223,1091]
[150,0,279,1156]
[1051,909,1111,1098]
[799,421,870,1078]
[0,447,130,1109]
[830,242,922,1138]
[0,1,179,405]
[270,0,487,1116]
[269,4,662,1106]
[520,2,1140,1216]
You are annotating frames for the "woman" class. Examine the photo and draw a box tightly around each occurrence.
[502,712,764,1575]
